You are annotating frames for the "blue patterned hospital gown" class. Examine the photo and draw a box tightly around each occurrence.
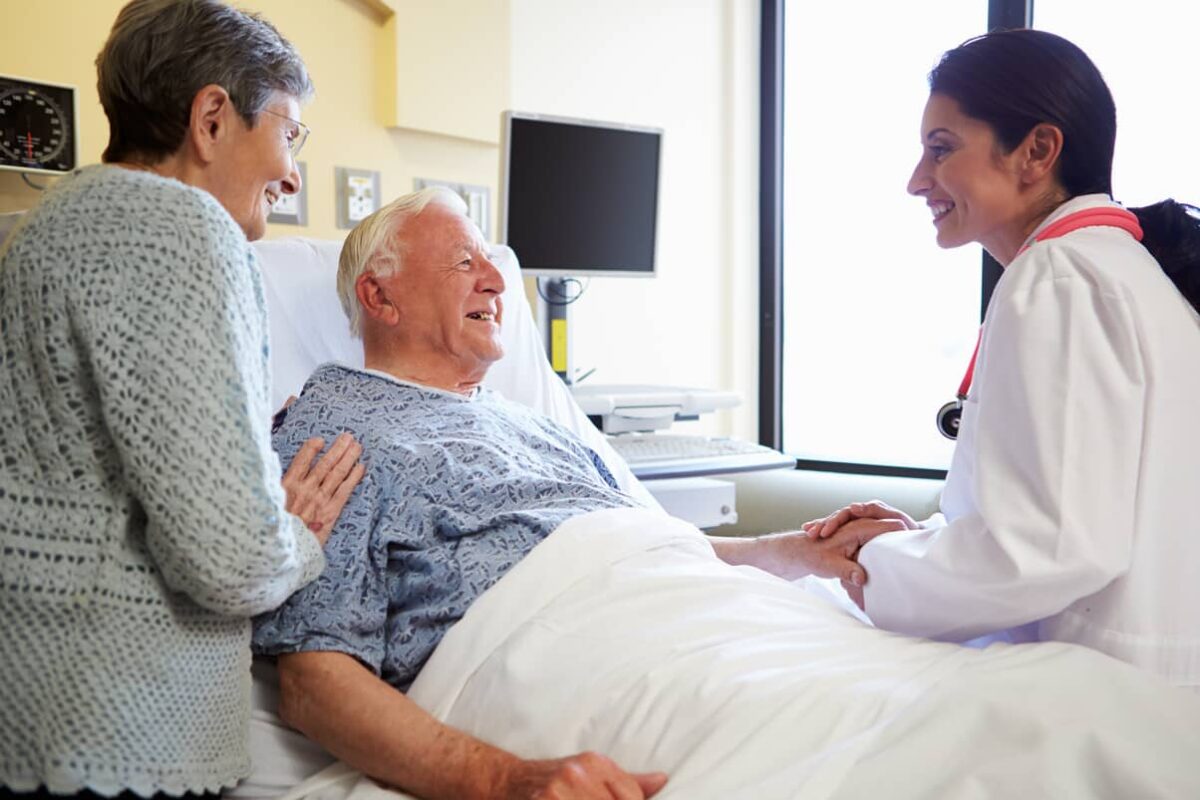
[253,363,636,689]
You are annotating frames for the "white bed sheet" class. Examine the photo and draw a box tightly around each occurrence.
[270,508,1200,800]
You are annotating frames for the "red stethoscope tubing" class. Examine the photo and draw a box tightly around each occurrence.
[956,328,983,401]
[953,207,1144,403]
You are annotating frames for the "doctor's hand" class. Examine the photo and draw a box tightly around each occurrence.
[496,752,668,799]
[802,499,919,540]
[281,431,366,546]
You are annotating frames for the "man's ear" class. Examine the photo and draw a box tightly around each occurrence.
[187,84,236,165]
[356,273,400,328]
[1018,122,1064,186]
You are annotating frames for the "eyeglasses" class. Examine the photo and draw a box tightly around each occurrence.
[261,108,311,158]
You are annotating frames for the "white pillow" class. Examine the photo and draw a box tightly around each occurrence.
[251,237,657,508]
[254,238,362,412]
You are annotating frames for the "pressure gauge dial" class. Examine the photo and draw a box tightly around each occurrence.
[0,76,78,175]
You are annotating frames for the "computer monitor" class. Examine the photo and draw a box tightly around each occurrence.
[499,111,662,278]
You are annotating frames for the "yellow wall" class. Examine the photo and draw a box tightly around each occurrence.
[384,0,509,144]
[0,0,502,241]
[2,0,761,439]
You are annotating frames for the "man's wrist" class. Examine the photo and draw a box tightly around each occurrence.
[708,534,776,572]
[754,532,812,581]
[709,533,807,580]
[457,740,520,800]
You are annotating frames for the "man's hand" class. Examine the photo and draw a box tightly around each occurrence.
[495,753,668,799]
[281,431,365,544]
[801,499,919,540]
[711,518,909,587]
[277,651,668,800]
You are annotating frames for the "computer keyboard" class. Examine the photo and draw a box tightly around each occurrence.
[606,433,795,478]
[607,433,767,462]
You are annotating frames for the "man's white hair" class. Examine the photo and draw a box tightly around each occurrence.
[336,186,469,338]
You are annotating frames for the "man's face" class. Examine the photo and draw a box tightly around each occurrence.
[382,204,505,380]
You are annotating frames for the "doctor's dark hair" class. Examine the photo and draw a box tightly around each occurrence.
[96,0,313,164]
[930,28,1200,313]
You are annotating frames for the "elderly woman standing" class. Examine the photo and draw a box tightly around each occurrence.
[0,1,363,797]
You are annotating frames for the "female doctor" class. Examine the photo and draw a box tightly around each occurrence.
[807,28,1200,692]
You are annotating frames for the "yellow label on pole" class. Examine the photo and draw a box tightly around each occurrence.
[551,318,568,373]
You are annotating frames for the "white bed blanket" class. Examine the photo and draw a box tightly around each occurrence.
[283,508,1200,799]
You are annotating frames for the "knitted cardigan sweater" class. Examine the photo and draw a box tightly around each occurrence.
[0,165,325,796]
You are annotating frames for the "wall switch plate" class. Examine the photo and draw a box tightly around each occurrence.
[336,166,381,229]
[267,161,307,226]
[413,177,491,239]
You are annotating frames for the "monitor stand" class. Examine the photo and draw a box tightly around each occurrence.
[539,277,575,384]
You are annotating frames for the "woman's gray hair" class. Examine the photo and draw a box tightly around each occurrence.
[337,187,470,338]
[96,0,314,163]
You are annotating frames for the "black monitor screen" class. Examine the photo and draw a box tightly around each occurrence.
[502,115,660,276]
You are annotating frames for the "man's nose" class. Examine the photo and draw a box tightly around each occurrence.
[478,256,506,294]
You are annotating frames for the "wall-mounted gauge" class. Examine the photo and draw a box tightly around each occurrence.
[0,75,78,176]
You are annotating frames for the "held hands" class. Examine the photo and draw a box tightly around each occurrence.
[798,499,919,610]
[496,753,668,800]
[280,431,365,545]
[801,499,919,540]
[755,518,910,587]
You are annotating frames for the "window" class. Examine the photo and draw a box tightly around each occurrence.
[765,0,1197,476]
[775,2,987,474]
[1033,1,1200,210]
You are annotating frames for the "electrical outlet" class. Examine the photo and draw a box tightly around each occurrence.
[347,175,374,220]
[413,177,491,238]
[464,187,489,238]
[336,167,381,229]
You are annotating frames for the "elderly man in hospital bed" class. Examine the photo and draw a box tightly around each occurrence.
[248,187,1200,800]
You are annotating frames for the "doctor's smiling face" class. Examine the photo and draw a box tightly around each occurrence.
[907,92,1046,265]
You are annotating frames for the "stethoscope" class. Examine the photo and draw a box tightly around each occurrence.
[935,206,1144,440]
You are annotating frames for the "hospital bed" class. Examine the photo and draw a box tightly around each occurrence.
[240,236,662,799]
[234,235,1200,800]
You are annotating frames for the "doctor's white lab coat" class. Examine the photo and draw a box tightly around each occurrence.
[860,194,1200,692]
